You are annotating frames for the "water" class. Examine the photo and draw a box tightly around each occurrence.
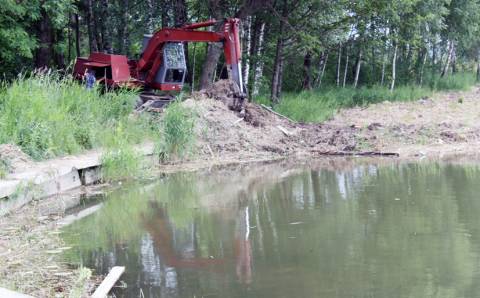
[63,160,480,298]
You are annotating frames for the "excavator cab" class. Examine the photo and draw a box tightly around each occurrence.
[154,43,186,86]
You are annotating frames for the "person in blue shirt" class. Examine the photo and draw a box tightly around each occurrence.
[85,69,96,90]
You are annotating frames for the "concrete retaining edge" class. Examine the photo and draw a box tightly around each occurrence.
[0,143,155,217]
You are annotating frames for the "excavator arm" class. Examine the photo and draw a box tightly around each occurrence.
[137,18,245,95]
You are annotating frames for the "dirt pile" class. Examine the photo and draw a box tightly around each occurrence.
[197,80,246,113]
[186,80,359,159]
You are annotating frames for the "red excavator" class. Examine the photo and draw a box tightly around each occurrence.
[73,18,245,110]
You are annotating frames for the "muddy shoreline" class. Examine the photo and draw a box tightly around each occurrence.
[2,85,480,296]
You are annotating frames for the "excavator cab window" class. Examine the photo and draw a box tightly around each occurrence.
[164,69,185,83]
[154,42,187,85]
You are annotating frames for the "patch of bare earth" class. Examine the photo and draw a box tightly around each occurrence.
[327,87,480,157]
[178,80,359,163]
[184,81,480,159]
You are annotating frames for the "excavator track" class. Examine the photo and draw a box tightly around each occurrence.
[135,92,175,113]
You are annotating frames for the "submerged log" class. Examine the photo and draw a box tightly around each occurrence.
[312,150,399,157]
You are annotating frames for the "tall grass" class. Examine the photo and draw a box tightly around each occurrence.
[156,100,196,160]
[260,72,477,123]
[0,71,149,160]
[100,122,145,182]
[428,72,476,91]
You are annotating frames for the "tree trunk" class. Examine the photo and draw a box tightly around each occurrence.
[146,0,155,32]
[371,45,375,83]
[199,43,223,89]
[302,51,312,90]
[277,54,285,97]
[316,53,328,88]
[441,41,454,77]
[419,48,427,86]
[192,44,197,90]
[381,50,386,86]
[353,49,362,88]
[242,16,252,87]
[67,13,72,62]
[91,2,102,52]
[336,45,342,87]
[380,31,388,85]
[161,0,171,27]
[271,35,285,102]
[117,0,130,55]
[53,30,66,69]
[251,22,265,96]
[476,49,480,82]
[35,9,53,68]
[343,48,349,88]
[85,0,98,52]
[100,0,112,53]
[451,47,457,74]
[75,13,81,57]
[390,43,398,91]
[271,0,288,102]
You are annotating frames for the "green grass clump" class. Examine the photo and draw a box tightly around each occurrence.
[157,100,196,160]
[0,71,150,160]
[272,85,431,123]
[429,72,476,91]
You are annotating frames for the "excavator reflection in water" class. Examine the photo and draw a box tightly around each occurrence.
[142,200,253,285]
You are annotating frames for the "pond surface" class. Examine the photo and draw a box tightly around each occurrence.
[63,160,480,298]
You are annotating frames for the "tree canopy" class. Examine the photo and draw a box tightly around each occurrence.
[2,0,480,100]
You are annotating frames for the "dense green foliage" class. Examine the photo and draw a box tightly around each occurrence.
[2,0,480,101]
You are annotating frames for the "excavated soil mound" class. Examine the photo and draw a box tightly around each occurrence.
[186,80,359,159]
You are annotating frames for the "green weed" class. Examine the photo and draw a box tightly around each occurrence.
[68,267,92,298]
[100,122,144,182]
[156,100,196,160]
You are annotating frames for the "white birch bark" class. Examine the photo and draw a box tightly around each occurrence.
[252,22,265,96]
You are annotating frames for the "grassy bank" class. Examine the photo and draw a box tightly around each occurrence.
[257,73,477,123]
[0,72,148,160]
[0,72,196,178]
